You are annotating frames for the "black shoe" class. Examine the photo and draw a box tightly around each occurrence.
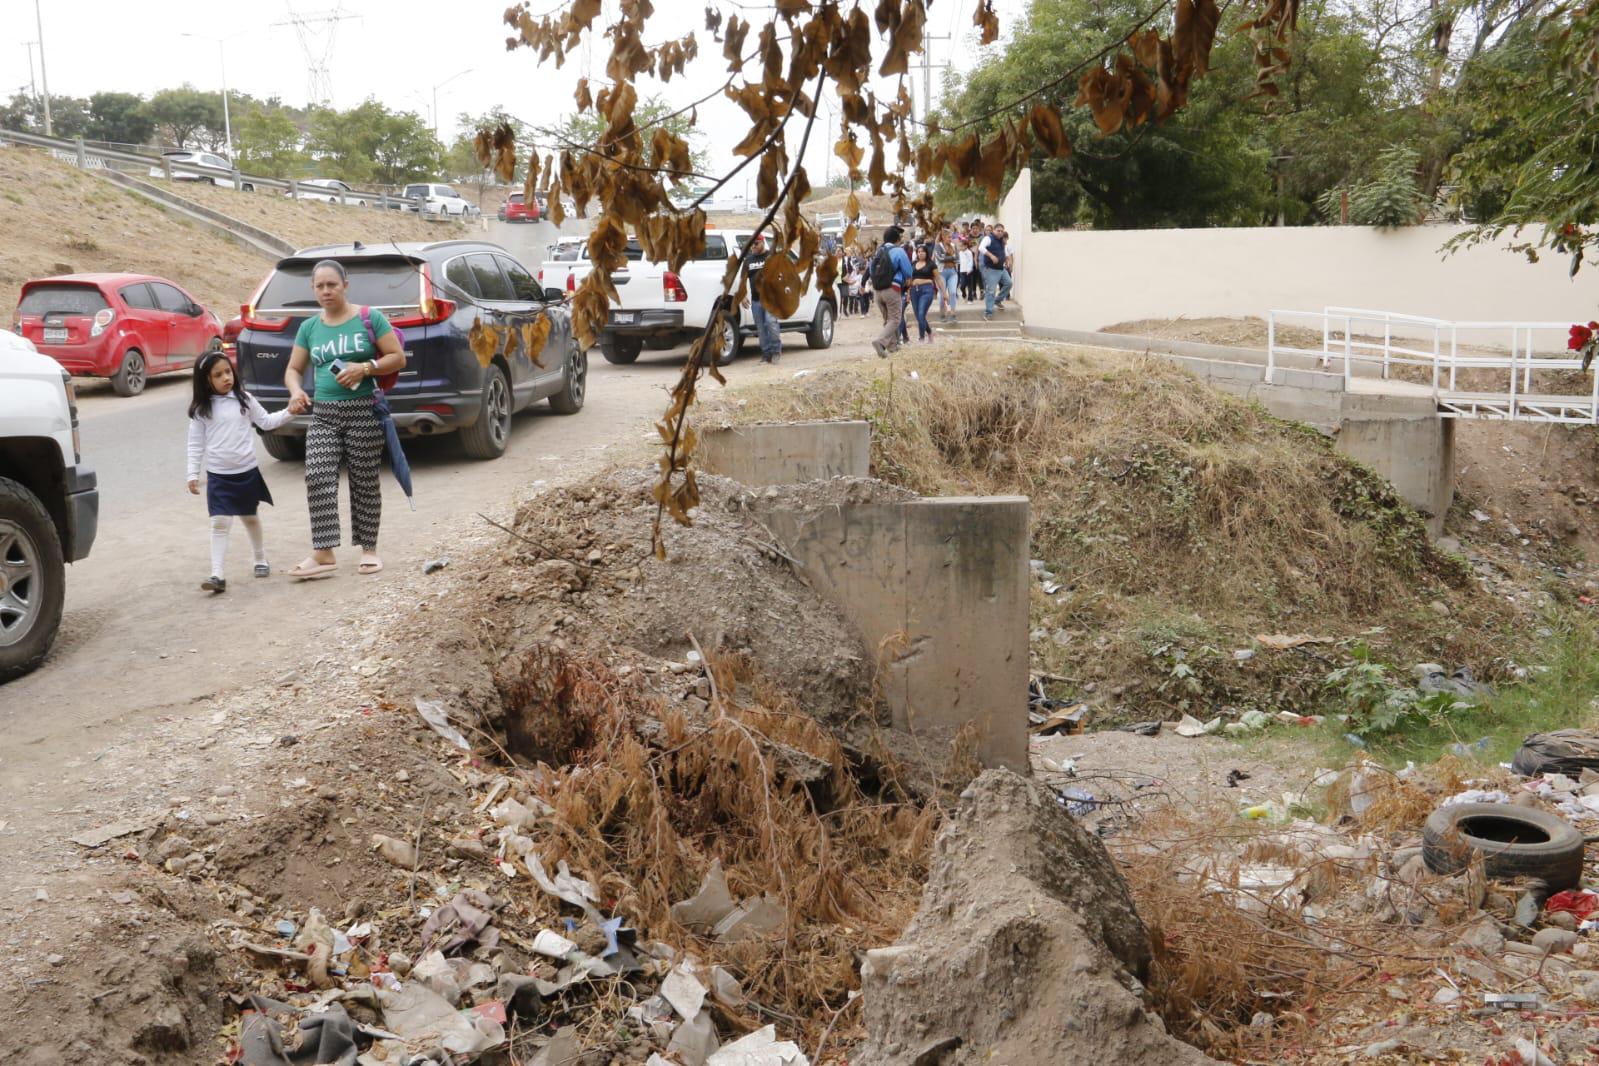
[201,576,226,594]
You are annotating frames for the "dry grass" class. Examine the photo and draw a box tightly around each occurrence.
[707,344,1526,720]
[491,641,936,1047]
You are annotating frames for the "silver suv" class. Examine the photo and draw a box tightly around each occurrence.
[402,183,480,218]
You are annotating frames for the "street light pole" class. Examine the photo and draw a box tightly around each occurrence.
[21,43,38,110]
[33,0,51,135]
[430,68,474,137]
[182,32,238,160]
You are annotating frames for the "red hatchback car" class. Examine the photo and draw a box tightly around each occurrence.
[13,273,224,396]
[502,192,541,223]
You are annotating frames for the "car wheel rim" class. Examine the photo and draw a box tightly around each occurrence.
[822,308,834,343]
[570,349,587,403]
[721,321,736,359]
[489,377,510,447]
[126,354,145,391]
[0,520,41,647]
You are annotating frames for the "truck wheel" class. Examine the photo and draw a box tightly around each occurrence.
[715,314,742,367]
[111,349,147,397]
[599,336,642,365]
[261,434,305,461]
[0,477,66,684]
[460,364,512,460]
[548,344,587,414]
[807,300,835,349]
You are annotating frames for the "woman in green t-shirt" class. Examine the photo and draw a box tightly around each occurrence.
[283,260,406,578]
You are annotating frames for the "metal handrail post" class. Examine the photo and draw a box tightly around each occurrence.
[1523,327,1533,392]
[1449,327,1458,391]
[1266,311,1277,383]
[1382,319,1392,380]
[1508,327,1519,417]
[1344,315,1353,387]
[1431,324,1439,394]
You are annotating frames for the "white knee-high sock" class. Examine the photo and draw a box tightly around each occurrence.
[210,516,233,577]
[240,515,266,564]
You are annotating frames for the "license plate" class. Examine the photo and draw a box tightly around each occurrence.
[611,311,637,325]
[43,327,67,344]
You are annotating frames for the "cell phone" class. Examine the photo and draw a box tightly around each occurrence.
[329,359,348,375]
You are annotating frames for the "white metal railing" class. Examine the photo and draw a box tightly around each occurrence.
[1266,306,1596,424]
[0,126,429,214]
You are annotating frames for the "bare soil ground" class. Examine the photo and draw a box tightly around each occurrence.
[0,146,268,317]
[149,174,471,252]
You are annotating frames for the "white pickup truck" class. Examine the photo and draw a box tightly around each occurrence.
[0,330,98,682]
[538,230,836,365]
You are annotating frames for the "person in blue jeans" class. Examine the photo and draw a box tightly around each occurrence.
[742,231,783,363]
[908,245,938,342]
[980,224,1013,319]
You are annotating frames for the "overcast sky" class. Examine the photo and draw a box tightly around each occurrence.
[10,0,1024,183]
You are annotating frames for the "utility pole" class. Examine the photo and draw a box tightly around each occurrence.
[182,32,244,160]
[908,30,950,124]
[21,43,38,109]
[33,0,51,135]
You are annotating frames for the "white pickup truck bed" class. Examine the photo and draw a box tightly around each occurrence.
[540,230,836,364]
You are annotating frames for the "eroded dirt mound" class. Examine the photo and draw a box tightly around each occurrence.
[856,768,1215,1065]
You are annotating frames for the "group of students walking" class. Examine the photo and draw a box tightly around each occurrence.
[834,219,1014,357]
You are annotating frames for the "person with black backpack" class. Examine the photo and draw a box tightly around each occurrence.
[870,227,914,358]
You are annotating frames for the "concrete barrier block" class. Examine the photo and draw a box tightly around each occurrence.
[758,495,1030,774]
[699,420,871,486]
[1335,416,1455,537]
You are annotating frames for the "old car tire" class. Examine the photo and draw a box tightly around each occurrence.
[548,344,586,415]
[1422,802,1585,890]
[599,336,642,365]
[460,364,512,460]
[260,433,305,462]
[111,349,146,397]
[807,300,835,349]
[0,477,66,684]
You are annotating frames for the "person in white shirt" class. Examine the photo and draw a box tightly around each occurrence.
[186,351,305,592]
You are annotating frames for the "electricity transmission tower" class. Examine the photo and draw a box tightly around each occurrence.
[275,4,358,106]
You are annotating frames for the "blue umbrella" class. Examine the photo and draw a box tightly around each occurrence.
[373,390,415,510]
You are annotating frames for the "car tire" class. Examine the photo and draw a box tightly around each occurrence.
[111,349,146,397]
[548,344,587,414]
[644,335,678,351]
[807,300,835,349]
[260,433,305,462]
[242,182,255,193]
[460,364,512,460]
[715,314,742,367]
[0,476,66,684]
[1421,802,1586,891]
[599,336,642,365]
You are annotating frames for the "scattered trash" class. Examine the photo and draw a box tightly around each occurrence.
[705,1024,810,1066]
[1116,720,1161,737]
[1175,713,1222,737]
[1233,648,1255,662]
[1225,769,1251,788]
[1483,992,1540,1010]
[1421,802,1585,889]
[1441,789,1510,807]
[1417,665,1493,703]
[370,834,418,870]
[422,556,450,574]
[1056,785,1100,817]
[1027,679,1089,735]
[1255,633,1335,650]
[532,929,578,958]
[420,889,502,955]
[1447,736,1492,759]
[1224,709,1270,735]
[1546,889,1599,921]
[414,698,471,752]
[69,819,150,849]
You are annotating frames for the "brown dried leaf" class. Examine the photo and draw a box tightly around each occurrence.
[520,315,551,367]
[468,320,499,368]
[1029,105,1072,158]
[756,248,804,319]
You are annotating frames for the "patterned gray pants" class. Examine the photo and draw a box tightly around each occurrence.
[305,399,383,550]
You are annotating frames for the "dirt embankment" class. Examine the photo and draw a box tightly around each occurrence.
[0,146,267,316]
[708,343,1560,725]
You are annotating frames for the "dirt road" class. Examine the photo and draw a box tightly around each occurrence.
[0,315,883,900]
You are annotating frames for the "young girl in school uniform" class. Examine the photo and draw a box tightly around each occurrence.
[186,350,303,592]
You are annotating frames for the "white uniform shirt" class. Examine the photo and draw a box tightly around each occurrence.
[187,394,295,480]
[958,248,975,273]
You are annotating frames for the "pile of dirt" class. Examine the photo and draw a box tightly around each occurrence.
[0,145,267,315]
[855,768,1215,1066]
[706,344,1529,726]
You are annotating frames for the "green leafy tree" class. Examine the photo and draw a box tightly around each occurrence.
[307,99,442,185]
[0,92,89,137]
[235,107,306,177]
[930,0,1272,228]
[86,92,155,146]
[148,86,225,150]
[1317,146,1424,226]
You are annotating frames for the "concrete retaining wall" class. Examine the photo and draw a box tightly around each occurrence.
[759,496,1031,772]
[699,421,870,486]
[96,170,294,259]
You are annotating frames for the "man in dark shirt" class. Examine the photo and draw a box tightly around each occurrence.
[742,231,783,364]
[979,224,1013,319]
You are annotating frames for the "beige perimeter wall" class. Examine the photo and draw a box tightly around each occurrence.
[1000,168,1599,333]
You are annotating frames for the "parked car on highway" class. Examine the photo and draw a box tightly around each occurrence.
[541,230,835,364]
[498,192,541,223]
[235,239,585,461]
[13,273,225,397]
[287,178,367,206]
[148,149,253,190]
[401,183,480,218]
[0,330,98,683]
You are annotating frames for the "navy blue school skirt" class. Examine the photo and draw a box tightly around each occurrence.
[207,468,274,517]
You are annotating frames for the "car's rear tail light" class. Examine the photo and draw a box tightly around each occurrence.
[90,308,114,337]
[537,268,544,283]
[390,266,455,328]
[566,272,576,293]
[240,304,289,332]
[663,271,687,303]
